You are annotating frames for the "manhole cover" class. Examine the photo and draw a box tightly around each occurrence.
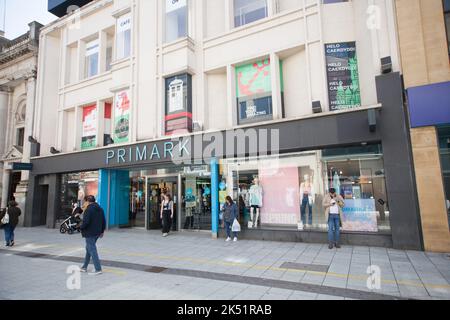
[145,267,167,274]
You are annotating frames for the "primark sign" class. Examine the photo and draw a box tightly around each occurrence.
[105,128,280,166]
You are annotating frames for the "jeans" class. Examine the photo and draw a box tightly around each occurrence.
[224,221,238,239]
[328,215,341,244]
[4,224,15,245]
[301,195,312,225]
[82,237,102,272]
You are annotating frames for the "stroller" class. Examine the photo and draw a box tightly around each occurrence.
[60,204,83,235]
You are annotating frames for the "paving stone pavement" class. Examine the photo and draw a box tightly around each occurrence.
[1,227,450,300]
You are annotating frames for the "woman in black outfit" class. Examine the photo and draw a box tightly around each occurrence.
[160,194,174,237]
[1,201,22,247]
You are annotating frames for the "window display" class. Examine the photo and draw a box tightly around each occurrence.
[60,171,99,218]
[248,176,263,228]
[220,144,391,233]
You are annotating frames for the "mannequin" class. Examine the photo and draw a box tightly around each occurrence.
[77,186,85,208]
[249,177,263,228]
[300,174,314,227]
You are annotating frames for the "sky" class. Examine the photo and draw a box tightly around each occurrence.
[0,0,57,39]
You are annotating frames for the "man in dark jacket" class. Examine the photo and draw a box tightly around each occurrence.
[1,201,21,247]
[80,195,106,275]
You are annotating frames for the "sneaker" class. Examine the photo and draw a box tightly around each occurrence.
[5,243,10,247]
[328,243,334,250]
[335,244,341,249]
[9,241,14,247]
[226,237,231,242]
[80,268,88,273]
[88,270,103,276]
[233,237,238,242]
[162,233,168,237]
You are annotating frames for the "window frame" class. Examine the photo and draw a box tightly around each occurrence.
[115,13,132,61]
[164,0,189,44]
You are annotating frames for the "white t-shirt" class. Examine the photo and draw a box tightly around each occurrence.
[330,201,339,215]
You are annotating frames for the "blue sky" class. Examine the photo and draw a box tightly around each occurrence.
[1,0,57,39]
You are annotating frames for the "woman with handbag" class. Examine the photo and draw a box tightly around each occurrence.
[160,194,174,238]
[322,188,345,250]
[1,201,22,247]
[222,196,239,242]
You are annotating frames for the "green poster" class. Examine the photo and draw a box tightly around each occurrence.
[236,58,272,98]
[325,42,361,111]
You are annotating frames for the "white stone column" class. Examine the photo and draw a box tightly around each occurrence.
[0,88,11,207]
[1,168,11,209]
[14,75,37,225]
[270,53,283,120]
[21,75,37,182]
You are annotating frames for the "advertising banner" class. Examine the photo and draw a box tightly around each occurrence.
[236,58,274,124]
[325,42,361,111]
[114,90,131,144]
[165,74,192,135]
[259,166,300,225]
[185,176,197,209]
[81,105,97,150]
[341,199,378,232]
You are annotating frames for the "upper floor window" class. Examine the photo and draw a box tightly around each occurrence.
[444,0,450,57]
[16,128,25,147]
[234,0,268,28]
[116,14,132,60]
[85,39,99,79]
[165,0,188,43]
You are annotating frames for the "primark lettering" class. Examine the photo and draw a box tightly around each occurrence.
[105,129,280,166]
[106,139,190,165]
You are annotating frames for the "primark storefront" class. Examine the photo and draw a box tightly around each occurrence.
[24,73,424,250]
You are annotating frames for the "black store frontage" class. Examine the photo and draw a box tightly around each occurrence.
[25,73,424,250]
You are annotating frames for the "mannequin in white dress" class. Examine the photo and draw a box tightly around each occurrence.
[249,177,263,228]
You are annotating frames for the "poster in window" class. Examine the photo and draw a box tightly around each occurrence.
[259,166,300,226]
[114,90,130,144]
[81,105,97,150]
[325,42,361,111]
[341,199,378,232]
[168,78,184,113]
[236,58,274,124]
[165,73,192,135]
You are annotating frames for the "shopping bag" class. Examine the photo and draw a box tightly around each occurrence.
[232,219,241,232]
[1,210,9,225]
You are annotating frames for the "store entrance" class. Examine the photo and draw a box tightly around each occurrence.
[146,177,178,231]
[180,173,212,231]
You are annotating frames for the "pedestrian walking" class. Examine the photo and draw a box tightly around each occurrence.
[323,188,345,250]
[1,201,22,247]
[222,196,239,242]
[80,195,106,276]
[160,194,174,237]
